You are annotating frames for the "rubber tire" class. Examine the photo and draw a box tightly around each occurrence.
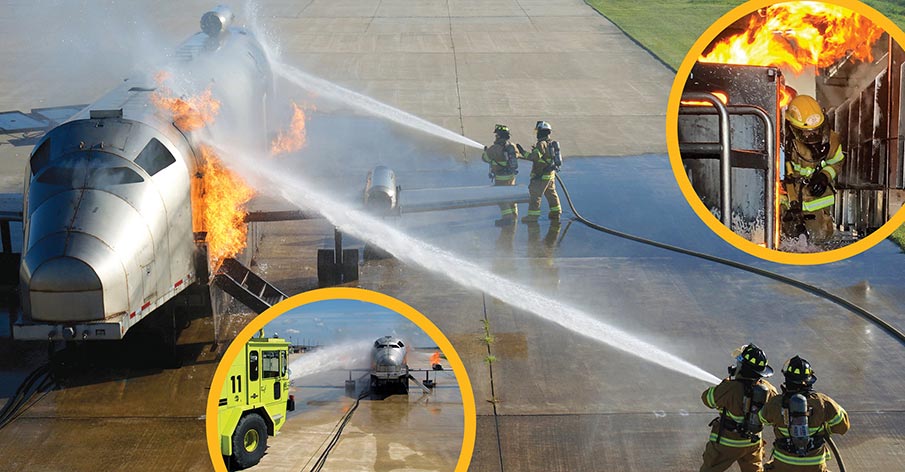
[231,413,268,470]
[341,249,359,283]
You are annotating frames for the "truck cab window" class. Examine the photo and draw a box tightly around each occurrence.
[263,350,280,379]
[249,350,259,381]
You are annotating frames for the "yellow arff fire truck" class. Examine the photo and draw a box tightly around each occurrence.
[218,333,295,469]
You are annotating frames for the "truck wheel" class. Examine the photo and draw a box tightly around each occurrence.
[231,413,268,469]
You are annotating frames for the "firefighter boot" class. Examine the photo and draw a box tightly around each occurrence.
[495,216,516,227]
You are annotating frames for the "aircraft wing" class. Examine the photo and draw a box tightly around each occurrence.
[398,184,529,214]
[0,105,88,145]
[0,193,23,222]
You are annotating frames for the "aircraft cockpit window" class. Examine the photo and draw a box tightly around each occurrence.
[397,341,404,348]
[135,138,176,176]
[34,154,144,187]
[30,140,51,176]
[87,167,144,186]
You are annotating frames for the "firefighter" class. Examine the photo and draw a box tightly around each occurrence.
[701,344,778,472]
[760,356,849,471]
[781,95,845,244]
[482,124,521,226]
[517,121,561,223]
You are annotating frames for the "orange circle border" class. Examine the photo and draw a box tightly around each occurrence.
[204,287,476,471]
[665,0,905,265]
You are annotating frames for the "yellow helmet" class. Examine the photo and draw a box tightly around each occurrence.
[785,95,828,146]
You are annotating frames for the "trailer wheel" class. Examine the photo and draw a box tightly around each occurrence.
[231,413,267,469]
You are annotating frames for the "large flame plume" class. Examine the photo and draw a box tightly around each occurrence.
[700,2,884,74]
[199,145,255,268]
[271,101,313,155]
[151,84,221,132]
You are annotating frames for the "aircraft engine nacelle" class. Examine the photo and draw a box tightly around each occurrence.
[363,166,398,214]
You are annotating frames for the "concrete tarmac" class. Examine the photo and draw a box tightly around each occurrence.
[2,1,905,471]
[250,351,462,471]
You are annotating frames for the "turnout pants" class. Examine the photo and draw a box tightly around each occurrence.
[496,176,517,219]
[527,174,561,218]
[701,440,766,472]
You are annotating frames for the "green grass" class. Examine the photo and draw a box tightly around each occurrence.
[890,225,905,252]
[587,0,905,248]
[586,0,905,71]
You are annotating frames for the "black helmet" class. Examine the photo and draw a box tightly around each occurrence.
[494,124,510,139]
[782,355,817,389]
[732,344,774,379]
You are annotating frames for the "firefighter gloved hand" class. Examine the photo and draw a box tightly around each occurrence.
[516,143,526,155]
[808,172,829,196]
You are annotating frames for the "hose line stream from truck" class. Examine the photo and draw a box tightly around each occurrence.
[306,389,370,472]
[0,363,55,431]
[555,173,905,348]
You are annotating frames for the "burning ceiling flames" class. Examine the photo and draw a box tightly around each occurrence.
[151,74,310,268]
[693,2,884,107]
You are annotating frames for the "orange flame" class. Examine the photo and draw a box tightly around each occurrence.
[700,2,883,75]
[681,91,729,107]
[271,102,313,155]
[430,351,441,366]
[198,145,255,269]
[154,70,172,85]
[151,86,221,132]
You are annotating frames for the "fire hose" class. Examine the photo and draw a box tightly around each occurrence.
[826,434,846,472]
[557,173,890,471]
[306,389,369,472]
[555,173,905,348]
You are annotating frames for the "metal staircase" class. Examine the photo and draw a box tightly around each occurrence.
[213,258,287,314]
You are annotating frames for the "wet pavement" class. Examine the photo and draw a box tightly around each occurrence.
[250,351,462,471]
[1,0,904,471]
[341,155,905,470]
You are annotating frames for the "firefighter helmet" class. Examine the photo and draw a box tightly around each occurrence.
[782,355,817,390]
[535,121,552,132]
[732,344,774,379]
[494,124,510,140]
[786,95,828,148]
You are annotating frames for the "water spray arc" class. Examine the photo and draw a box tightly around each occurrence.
[272,61,483,149]
[217,146,719,384]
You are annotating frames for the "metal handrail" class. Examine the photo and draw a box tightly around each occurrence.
[680,92,732,227]
[679,103,775,248]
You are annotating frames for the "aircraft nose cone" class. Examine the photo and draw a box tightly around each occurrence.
[30,257,100,292]
[27,255,106,322]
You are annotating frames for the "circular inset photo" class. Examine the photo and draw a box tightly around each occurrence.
[205,288,474,471]
[667,0,905,263]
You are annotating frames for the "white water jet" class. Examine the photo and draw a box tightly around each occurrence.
[272,61,483,150]
[216,147,720,385]
[289,339,372,381]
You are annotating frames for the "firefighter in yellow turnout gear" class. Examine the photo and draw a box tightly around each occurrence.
[701,344,778,472]
[760,356,849,472]
[781,95,845,244]
[517,121,561,223]
[482,124,521,226]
